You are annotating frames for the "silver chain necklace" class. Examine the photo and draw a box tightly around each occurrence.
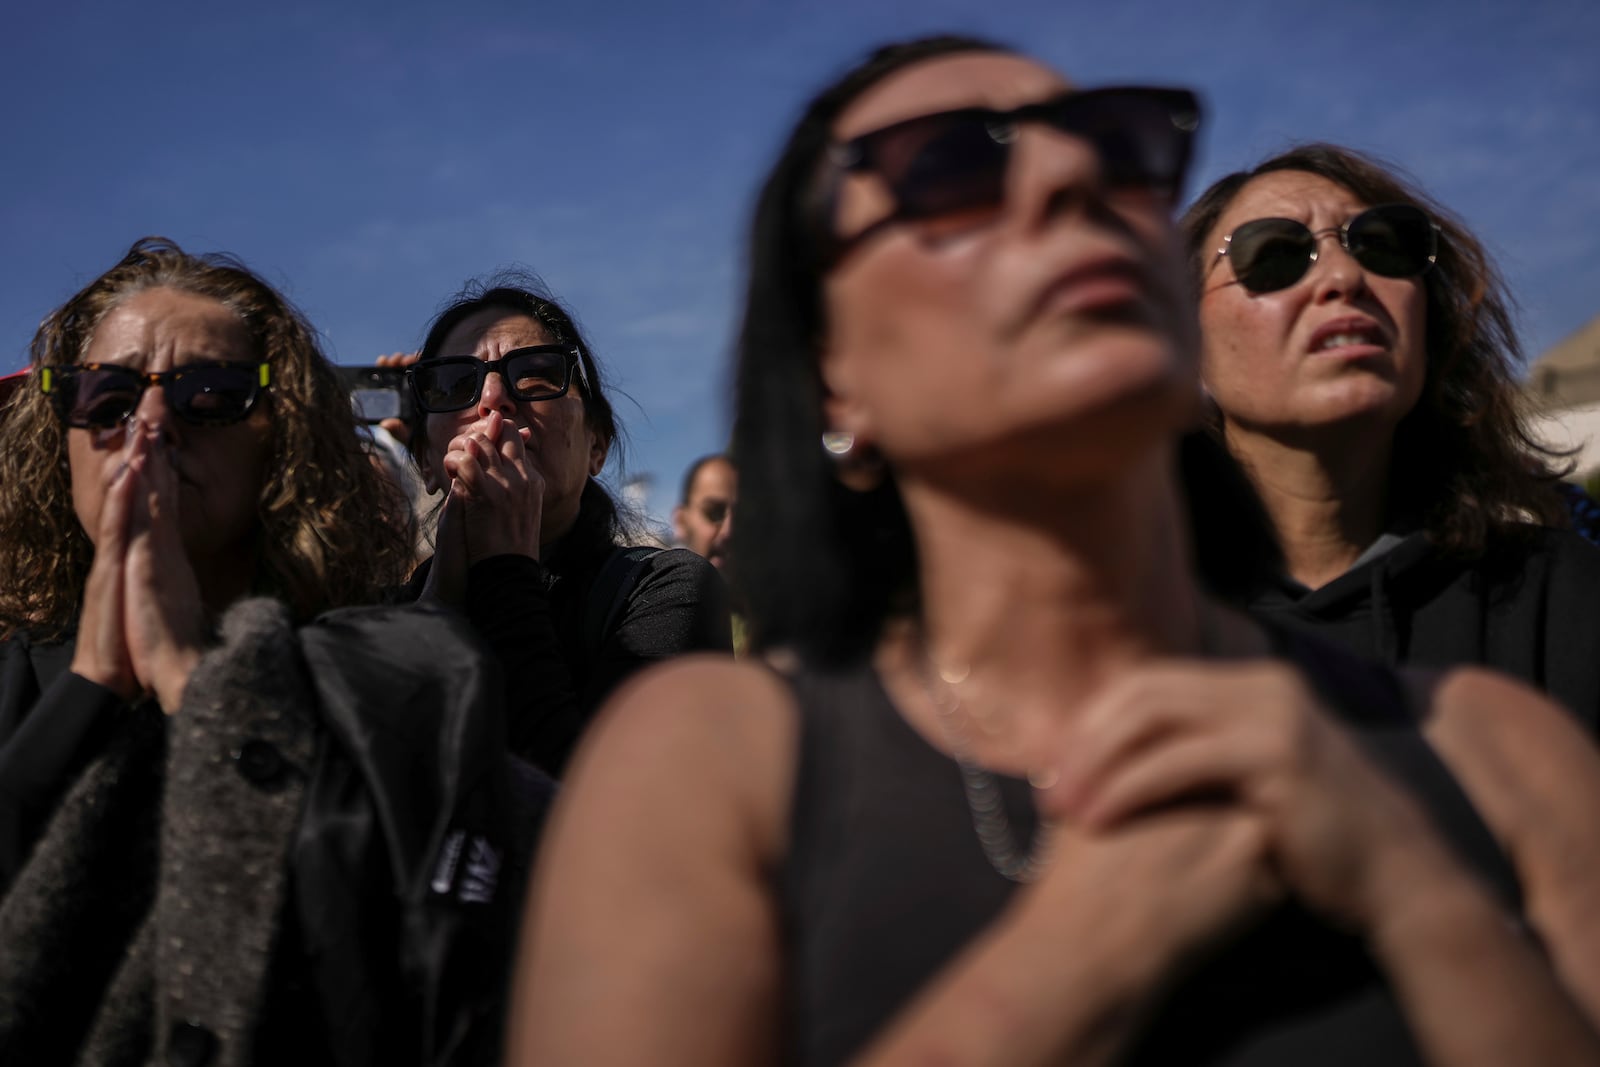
[922,660,1053,884]
[919,607,1222,884]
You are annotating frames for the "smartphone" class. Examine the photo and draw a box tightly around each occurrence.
[339,365,412,425]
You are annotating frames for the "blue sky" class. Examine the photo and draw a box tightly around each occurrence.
[5,0,1597,525]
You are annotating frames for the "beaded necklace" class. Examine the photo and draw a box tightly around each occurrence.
[922,659,1054,883]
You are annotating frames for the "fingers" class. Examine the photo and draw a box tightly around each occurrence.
[1048,668,1217,818]
[129,419,180,533]
[1073,733,1255,828]
[375,351,420,369]
[96,426,143,556]
[70,432,142,697]
[441,413,541,505]
[1046,663,1313,823]
[377,416,411,446]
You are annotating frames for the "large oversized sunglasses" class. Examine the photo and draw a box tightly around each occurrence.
[40,361,270,429]
[407,345,589,414]
[1213,203,1439,294]
[821,86,1202,262]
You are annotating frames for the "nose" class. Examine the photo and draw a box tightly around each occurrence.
[476,362,517,417]
[1005,123,1109,231]
[1307,231,1368,302]
[132,381,180,445]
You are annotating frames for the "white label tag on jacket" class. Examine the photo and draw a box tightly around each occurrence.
[430,828,501,903]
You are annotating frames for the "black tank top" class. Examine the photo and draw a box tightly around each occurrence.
[778,630,1520,1067]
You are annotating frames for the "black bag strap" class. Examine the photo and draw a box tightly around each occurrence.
[583,546,662,666]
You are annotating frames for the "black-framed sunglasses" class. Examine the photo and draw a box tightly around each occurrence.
[1213,203,1440,294]
[820,86,1202,263]
[407,345,589,414]
[40,360,271,429]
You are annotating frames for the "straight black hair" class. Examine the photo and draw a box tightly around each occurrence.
[730,35,1013,663]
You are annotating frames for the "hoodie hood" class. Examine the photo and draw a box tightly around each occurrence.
[1247,530,1443,666]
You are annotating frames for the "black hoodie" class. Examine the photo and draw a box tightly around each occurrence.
[1246,525,1600,733]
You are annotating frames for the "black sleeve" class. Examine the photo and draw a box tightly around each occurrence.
[459,553,586,777]
[0,655,127,892]
[459,550,732,777]
[584,548,732,709]
[1532,528,1600,735]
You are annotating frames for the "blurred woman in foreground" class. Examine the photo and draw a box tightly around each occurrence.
[509,38,1600,1067]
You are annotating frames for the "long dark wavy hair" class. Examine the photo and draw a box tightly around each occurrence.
[0,237,415,641]
[1180,143,1569,556]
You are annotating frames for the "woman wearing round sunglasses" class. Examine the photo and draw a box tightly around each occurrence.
[399,279,731,776]
[1183,144,1600,730]
[508,37,1600,1067]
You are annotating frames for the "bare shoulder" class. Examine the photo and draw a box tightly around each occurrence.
[576,654,799,774]
[560,654,801,856]
[512,656,801,1063]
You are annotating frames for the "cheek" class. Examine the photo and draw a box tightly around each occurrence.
[534,399,594,477]
[66,435,106,542]
[421,412,463,475]
[1199,297,1285,397]
[826,252,986,422]
[1396,284,1430,386]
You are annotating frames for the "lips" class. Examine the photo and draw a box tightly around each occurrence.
[1308,316,1390,354]
[1025,253,1152,324]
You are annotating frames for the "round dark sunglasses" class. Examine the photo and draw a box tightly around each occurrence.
[407,345,588,414]
[820,86,1202,263]
[1214,203,1439,294]
[41,361,270,429]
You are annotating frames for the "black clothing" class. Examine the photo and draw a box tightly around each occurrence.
[1246,526,1600,731]
[407,543,731,775]
[0,601,548,1067]
[1555,482,1600,547]
[778,631,1519,1067]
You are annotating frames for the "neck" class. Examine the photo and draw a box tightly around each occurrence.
[896,447,1208,718]
[1222,417,1393,590]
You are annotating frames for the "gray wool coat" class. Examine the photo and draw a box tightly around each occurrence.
[0,597,537,1067]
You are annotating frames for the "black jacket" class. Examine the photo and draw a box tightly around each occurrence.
[409,543,731,776]
[1245,526,1600,732]
[0,600,550,1066]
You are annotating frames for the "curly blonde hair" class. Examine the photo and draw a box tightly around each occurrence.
[0,237,415,640]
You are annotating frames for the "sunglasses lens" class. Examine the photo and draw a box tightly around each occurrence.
[1228,219,1316,293]
[879,115,1009,221]
[1348,205,1436,278]
[504,348,570,400]
[1060,90,1197,191]
[167,365,259,424]
[65,368,141,428]
[412,360,483,412]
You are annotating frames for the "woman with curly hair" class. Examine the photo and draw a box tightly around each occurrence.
[1182,145,1600,727]
[0,238,525,1065]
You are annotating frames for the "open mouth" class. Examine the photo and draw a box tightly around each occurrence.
[1310,318,1388,353]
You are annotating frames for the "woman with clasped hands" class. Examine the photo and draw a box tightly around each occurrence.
[507,36,1600,1067]
[398,280,730,776]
